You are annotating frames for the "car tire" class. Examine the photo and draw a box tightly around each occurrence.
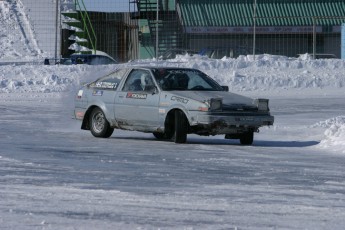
[89,107,114,138]
[240,132,254,145]
[173,110,188,143]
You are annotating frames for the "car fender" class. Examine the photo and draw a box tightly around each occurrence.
[82,100,111,130]
[164,103,192,125]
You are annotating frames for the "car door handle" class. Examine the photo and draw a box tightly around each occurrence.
[118,95,124,98]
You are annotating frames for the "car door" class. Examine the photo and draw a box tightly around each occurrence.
[114,69,160,130]
[87,68,128,122]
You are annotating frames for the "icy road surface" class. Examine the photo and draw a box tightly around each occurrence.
[0,93,345,230]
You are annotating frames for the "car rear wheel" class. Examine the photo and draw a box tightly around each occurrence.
[173,110,188,143]
[240,132,254,145]
[90,107,114,138]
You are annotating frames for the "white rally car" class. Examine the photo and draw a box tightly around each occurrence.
[74,66,274,144]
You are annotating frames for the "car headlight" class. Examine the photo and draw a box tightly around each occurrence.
[198,98,223,112]
[255,98,269,111]
[210,98,222,111]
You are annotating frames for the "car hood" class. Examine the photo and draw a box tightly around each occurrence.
[170,91,257,110]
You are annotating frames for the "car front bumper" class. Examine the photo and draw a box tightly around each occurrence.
[189,111,274,134]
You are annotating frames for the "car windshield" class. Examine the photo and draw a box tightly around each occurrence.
[152,68,223,91]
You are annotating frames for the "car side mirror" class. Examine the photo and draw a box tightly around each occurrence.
[221,86,229,92]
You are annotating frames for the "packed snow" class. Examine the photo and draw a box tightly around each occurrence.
[1,0,345,229]
[0,0,43,61]
[313,116,345,154]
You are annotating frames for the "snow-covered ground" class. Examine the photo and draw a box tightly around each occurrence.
[1,0,345,229]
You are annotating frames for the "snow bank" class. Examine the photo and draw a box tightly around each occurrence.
[2,55,345,95]
[166,54,345,94]
[314,117,345,154]
[0,0,42,60]
[128,54,345,96]
[0,64,115,93]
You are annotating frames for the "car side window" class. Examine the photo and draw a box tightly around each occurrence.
[122,70,154,92]
[90,68,127,90]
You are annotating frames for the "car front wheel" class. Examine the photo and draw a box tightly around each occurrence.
[173,110,188,143]
[89,107,114,138]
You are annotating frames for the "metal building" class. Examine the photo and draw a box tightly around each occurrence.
[131,0,345,59]
[61,1,138,62]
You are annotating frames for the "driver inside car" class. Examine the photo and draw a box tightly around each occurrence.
[140,73,155,91]
[176,73,189,90]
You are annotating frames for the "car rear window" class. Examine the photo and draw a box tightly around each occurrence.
[90,68,127,90]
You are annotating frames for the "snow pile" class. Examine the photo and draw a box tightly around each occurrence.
[167,54,345,94]
[2,55,345,95]
[0,64,114,93]
[0,65,74,93]
[130,54,345,95]
[314,117,345,154]
[0,0,42,60]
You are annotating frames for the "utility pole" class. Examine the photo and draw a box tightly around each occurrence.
[55,0,59,63]
[253,0,257,60]
[313,17,316,59]
[155,0,159,59]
